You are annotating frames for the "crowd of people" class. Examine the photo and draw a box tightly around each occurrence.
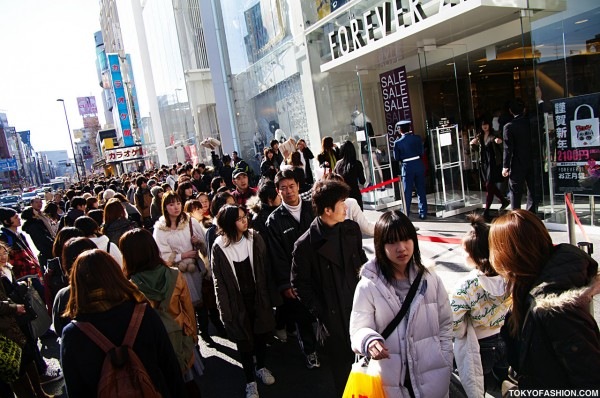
[0,134,598,398]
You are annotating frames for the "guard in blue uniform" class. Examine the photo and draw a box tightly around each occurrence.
[393,120,427,219]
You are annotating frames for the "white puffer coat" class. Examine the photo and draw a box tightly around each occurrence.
[350,259,453,398]
[153,215,205,265]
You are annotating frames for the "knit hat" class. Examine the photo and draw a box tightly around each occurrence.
[103,189,116,201]
[150,186,164,198]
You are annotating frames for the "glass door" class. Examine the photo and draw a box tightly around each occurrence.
[418,47,482,217]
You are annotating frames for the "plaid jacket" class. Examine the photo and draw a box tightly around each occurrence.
[0,227,42,280]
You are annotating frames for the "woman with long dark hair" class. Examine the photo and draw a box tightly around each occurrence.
[350,210,453,397]
[280,151,307,192]
[470,117,509,219]
[211,205,276,398]
[60,250,185,397]
[52,237,98,337]
[317,136,340,174]
[153,192,206,313]
[101,198,136,245]
[260,148,278,181]
[176,181,196,204]
[120,229,201,397]
[489,210,600,389]
[334,140,366,209]
[296,139,315,185]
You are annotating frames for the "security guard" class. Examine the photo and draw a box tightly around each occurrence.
[393,120,427,219]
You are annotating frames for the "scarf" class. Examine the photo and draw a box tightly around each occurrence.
[81,287,147,314]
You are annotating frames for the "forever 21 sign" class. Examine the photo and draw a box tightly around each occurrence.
[328,0,468,61]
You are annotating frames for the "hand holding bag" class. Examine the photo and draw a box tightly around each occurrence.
[343,270,424,398]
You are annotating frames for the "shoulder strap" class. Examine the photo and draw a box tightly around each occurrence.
[74,302,147,351]
[189,218,193,241]
[106,241,110,254]
[123,303,147,347]
[381,270,424,340]
[74,321,116,353]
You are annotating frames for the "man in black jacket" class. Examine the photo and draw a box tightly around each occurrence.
[503,99,537,213]
[265,169,319,368]
[291,179,367,396]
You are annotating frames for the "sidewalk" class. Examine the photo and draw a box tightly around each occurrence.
[362,206,600,325]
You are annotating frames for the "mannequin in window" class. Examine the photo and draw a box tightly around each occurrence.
[351,110,383,186]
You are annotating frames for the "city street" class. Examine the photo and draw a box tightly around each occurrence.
[36,206,600,398]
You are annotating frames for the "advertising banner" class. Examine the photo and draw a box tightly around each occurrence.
[107,54,135,147]
[105,146,144,163]
[77,96,98,116]
[0,158,18,172]
[551,93,600,195]
[379,65,413,148]
[17,131,30,147]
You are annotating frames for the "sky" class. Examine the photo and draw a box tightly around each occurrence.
[0,0,103,158]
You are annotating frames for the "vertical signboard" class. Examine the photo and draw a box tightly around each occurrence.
[552,93,600,195]
[379,66,413,148]
[125,55,141,130]
[107,54,135,147]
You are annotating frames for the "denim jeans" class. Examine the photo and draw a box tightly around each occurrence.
[479,334,508,392]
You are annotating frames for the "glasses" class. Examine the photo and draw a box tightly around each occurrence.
[236,214,250,222]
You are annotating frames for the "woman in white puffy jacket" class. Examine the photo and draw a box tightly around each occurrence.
[350,210,453,398]
[153,191,207,307]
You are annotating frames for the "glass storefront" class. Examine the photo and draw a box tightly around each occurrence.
[302,0,600,222]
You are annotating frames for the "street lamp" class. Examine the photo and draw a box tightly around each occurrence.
[56,99,81,182]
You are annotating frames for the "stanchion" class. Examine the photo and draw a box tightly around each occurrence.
[565,192,576,245]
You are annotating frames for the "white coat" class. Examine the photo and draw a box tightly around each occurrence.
[350,259,453,398]
[345,197,375,236]
[89,235,122,268]
[153,215,205,265]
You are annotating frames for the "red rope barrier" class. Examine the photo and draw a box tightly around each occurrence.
[417,235,462,245]
[564,194,590,242]
[360,177,400,193]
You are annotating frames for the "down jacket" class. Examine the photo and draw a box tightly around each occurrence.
[153,216,205,265]
[350,259,453,398]
[505,243,600,389]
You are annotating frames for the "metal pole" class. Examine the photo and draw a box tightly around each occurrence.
[56,99,81,182]
[565,192,576,245]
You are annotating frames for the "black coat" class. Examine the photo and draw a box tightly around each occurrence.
[103,218,136,245]
[334,160,366,210]
[300,147,315,185]
[211,231,276,343]
[58,208,85,231]
[260,158,277,181]
[504,244,600,389]
[503,114,533,178]
[22,217,54,266]
[291,218,367,342]
[61,301,186,397]
[472,132,504,184]
[265,201,315,291]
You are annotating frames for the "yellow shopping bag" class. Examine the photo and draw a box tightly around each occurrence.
[342,358,386,398]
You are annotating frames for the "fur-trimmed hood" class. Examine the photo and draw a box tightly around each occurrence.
[154,215,189,232]
[530,243,599,313]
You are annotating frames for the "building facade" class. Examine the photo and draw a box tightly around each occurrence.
[201,0,599,224]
